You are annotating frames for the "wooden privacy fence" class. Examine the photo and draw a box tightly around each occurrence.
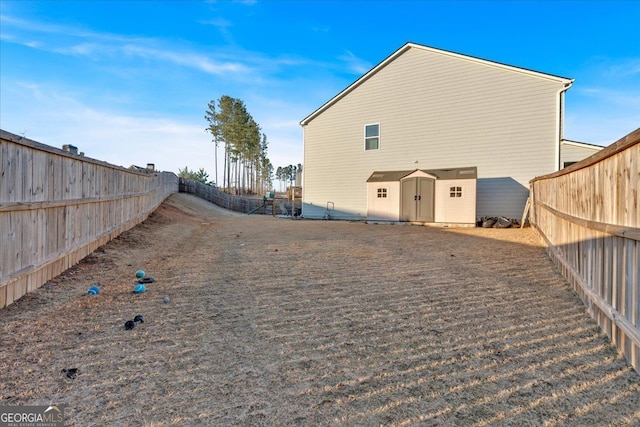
[530,128,640,372]
[0,130,179,308]
[179,178,289,214]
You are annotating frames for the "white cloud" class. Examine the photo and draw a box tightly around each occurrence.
[565,86,640,145]
[1,79,304,179]
[121,44,250,75]
[1,14,75,36]
[198,17,235,44]
[199,17,233,28]
[1,81,209,172]
[56,42,105,57]
[602,58,640,78]
[338,50,372,75]
[565,56,640,145]
[0,13,343,177]
[2,14,252,76]
[2,12,340,84]
[575,86,640,108]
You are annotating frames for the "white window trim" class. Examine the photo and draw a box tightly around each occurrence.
[364,123,380,151]
[449,186,463,198]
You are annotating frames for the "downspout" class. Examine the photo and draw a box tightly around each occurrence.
[301,123,306,217]
[555,81,573,171]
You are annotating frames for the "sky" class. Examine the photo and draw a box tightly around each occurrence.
[1,0,639,184]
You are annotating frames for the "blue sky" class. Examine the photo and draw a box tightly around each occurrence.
[1,1,639,183]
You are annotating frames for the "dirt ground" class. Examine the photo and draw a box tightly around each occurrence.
[1,192,639,426]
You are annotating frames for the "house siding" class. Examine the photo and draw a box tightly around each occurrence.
[302,45,570,220]
[560,141,603,167]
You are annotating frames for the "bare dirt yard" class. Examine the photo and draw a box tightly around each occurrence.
[2,192,639,426]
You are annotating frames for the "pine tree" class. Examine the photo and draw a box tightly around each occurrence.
[178,166,211,185]
[205,95,270,194]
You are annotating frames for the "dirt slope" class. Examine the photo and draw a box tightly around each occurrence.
[1,193,639,426]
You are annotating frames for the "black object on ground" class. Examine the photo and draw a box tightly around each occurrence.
[494,216,512,228]
[478,216,520,228]
[138,277,155,284]
[124,320,135,330]
[481,217,497,228]
[61,368,79,379]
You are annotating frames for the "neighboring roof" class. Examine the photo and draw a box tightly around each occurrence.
[301,42,574,126]
[533,128,640,182]
[561,139,605,150]
[367,167,477,182]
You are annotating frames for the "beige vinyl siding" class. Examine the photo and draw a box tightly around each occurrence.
[560,141,603,167]
[303,46,568,219]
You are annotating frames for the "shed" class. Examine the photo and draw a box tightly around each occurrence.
[366,167,477,225]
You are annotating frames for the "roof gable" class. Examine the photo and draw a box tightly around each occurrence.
[403,170,438,180]
[301,42,573,126]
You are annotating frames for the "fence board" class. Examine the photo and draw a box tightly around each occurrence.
[530,127,640,374]
[0,140,7,202]
[0,212,8,277]
[0,130,178,308]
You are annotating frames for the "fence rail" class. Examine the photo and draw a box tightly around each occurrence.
[530,128,640,371]
[0,130,178,308]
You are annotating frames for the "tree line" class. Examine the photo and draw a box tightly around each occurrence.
[204,95,273,195]
[177,167,211,185]
[275,164,302,192]
[178,95,301,196]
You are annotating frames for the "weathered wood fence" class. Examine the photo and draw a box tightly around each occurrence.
[0,130,178,308]
[179,178,292,214]
[530,128,639,371]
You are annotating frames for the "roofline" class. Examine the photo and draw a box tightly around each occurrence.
[300,42,574,126]
[367,166,478,182]
[561,139,605,150]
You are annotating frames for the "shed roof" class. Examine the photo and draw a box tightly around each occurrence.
[301,42,573,126]
[367,167,477,182]
[367,170,415,182]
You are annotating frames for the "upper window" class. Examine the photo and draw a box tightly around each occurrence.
[450,186,462,198]
[377,188,387,198]
[365,124,379,150]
